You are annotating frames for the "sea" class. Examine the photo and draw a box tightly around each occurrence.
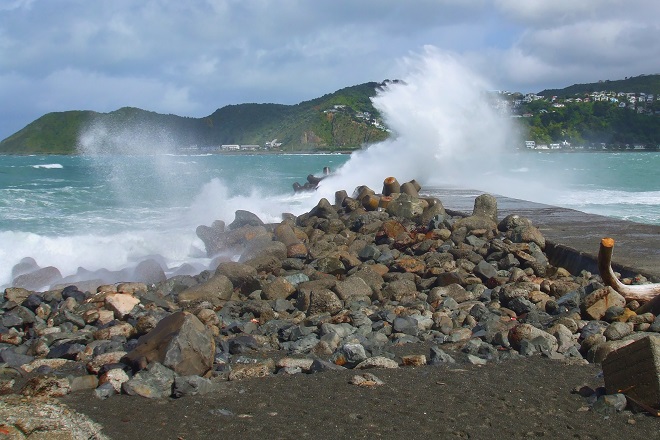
[0,151,658,289]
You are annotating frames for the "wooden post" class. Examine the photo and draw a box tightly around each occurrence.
[598,237,660,302]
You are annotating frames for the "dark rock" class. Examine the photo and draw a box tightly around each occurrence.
[309,198,339,220]
[22,293,43,311]
[0,349,34,368]
[227,335,259,354]
[46,342,86,360]
[473,260,498,281]
[307,289,343,316]
[228,210,264,230]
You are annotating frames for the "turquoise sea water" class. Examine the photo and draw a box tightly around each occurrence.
[0,151,658,288]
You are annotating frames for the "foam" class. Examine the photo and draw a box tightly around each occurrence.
[31,164,64,169]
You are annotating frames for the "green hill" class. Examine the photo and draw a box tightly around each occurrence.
[539,74,660,97]
[0,82,391,155]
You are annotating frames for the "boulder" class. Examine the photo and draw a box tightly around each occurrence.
[307,289,343,316]
[472,194,498,223]
[132,259,167,284]
[105,293,140,319]
[215,261,260,294]
[582,287,626,321]
[228,210,264,230]
[123,311,215,376]
[177,274,233,307]
[122,362,177,399]
[13,266,62,290]
[385,194,425,219]
[239,240,287,263]
[195,220,226,256]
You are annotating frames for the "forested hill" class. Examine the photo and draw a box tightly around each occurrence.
[539,74,660,97]
[0,81,392,154]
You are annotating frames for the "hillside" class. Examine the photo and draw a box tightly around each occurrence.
[3,75,660,154]
[0,82,391,155]
[539,74,660,97]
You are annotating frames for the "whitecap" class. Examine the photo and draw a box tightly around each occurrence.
[31,164,64,169]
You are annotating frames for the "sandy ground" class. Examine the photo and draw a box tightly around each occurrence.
[61,349,660,440]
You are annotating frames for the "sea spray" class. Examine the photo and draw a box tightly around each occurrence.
[314,47,518,202]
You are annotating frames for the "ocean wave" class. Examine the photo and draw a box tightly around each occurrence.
[0,229,211,289]
[558,189,660,206]
[31,164,64,169]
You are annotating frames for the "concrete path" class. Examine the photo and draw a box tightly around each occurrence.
[424,188,660,281]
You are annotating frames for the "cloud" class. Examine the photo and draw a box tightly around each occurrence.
[1,0,660,138]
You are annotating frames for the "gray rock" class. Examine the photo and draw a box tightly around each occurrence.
[123,311,215,376]
[94,381,117,399]
[172,375,215,398]
[385,194,425,219]
[240,240,287,263]
[334,276,372,301]
[506,225,546,249]
[215,261,260,294]
[428,346,456,365]
[392,316,419,336]
[132,259,167,284]
[603,322,633,341]
[382,279,417,302]
[0,349,34,368]
[122,362,176,399]
[592,393,627,415]
[13,266,62,290]
[177,274,234,307]
[331,343,368,368]
[308,358,346,373]
[473,260,498,281]
[472,194,498,223]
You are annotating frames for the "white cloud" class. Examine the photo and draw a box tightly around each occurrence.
[1,0,660,138]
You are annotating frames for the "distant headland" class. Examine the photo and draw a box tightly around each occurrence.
[1,75,660,155]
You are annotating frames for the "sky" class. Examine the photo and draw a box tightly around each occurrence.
[1,0,659,140]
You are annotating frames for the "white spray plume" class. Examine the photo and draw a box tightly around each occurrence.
[315,46,518,202]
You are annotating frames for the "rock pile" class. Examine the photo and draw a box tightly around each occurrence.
[1,177,659,417]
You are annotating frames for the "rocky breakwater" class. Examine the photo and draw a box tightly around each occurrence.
[2,176,660,430]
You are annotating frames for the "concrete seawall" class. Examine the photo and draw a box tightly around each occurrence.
[425,188,660,282]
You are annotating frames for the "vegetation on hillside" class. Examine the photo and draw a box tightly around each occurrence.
[0,82,390,155]
[514,74,660,148]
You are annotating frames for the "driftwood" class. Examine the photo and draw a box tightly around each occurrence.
[598,237,660,302]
